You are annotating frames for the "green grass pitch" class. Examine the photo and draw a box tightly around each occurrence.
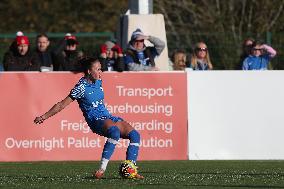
[0,160,284,189]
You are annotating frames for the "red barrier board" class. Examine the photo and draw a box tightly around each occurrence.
[0,72,187,161]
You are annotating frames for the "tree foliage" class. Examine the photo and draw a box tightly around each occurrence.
[0,0,128,33]
[154,0,284,69]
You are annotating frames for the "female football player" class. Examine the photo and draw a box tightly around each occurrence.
[34,57,143,179]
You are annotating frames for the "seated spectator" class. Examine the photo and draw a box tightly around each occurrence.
[3,35,40,71]
[3,31,24,66]
[124,28,165,71]
[242,41,276,70]
[99,41,125,72]
[236,38,255,70]
[172,50,187,70]
[10,31,25,52]
[52,33,83,71]
[190,42,213,70]
[35,34,54,72]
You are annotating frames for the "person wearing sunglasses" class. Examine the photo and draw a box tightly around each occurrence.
[242,41,276,70]
[190,42,213,70]
[124,28,165,71]
[235,38,255,70]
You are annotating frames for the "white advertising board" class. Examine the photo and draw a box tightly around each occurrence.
[187,71,284,159]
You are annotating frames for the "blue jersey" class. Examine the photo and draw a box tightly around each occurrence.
[69,77,111,122]
[242,55,270,70]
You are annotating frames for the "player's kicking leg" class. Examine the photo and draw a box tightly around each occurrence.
[93,125,120,179]
[93,120,144,179]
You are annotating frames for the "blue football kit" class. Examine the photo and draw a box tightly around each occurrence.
[69,77,139,164]
[69,77,122,135]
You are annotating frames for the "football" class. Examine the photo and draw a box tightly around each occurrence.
[119,160,138,179]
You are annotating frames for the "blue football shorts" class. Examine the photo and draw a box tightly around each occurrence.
[88,116,124,136]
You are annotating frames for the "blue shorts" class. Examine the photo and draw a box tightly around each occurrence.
[87,116,124,136]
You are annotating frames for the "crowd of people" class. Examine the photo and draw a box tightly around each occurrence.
[1,30,277,72]
[171,38,277,71]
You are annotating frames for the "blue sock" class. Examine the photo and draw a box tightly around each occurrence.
[126,130,140,163]
[101,126,120,160]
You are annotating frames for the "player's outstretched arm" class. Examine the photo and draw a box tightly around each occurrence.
[34,96,74,124]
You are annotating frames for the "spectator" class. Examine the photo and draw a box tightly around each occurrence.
[242,41,276,70]
[52,33,84,71]
[236,38,255,70]
[10,31,25,52]
[2,31,24,66]
[124,28,165,71]
[3,35,40,71]
[190,42,213,70]
[172,50,187,70]
[35,34,54,72]
[99,41,125,72]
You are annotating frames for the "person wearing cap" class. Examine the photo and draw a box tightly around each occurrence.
[2,31,24,68]
[3,35,40,71]
[11,31,24,52]
[52,33,84,71]
[99,41,125,72]
[124,28,165,71]
[34,33,54,72]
